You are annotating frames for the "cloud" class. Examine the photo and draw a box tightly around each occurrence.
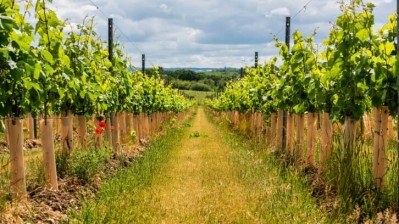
[35,0,395,68]
[265,7,291,18]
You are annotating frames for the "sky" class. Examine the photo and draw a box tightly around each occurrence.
[48,0,395,68]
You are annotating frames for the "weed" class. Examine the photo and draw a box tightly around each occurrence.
[69,147,112,183]
[190,131,201,137]
[183,122,192,127]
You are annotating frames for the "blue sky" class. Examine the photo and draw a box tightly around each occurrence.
[49,0,395,68]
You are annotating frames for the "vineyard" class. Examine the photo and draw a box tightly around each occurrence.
[1,0,399,222]
[0,0,193,221]
[207,0,399,221]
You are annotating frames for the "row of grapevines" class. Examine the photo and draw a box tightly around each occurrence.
[0,0,192,120]
[208,0,396,122]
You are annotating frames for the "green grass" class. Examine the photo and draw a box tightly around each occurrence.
[211,115,330,223]
[70,108,330,223]
[181,90,213,104]
[69,116,190,223]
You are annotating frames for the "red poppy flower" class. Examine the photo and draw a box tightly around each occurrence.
[95,127,103,135]
[98,121,106,128]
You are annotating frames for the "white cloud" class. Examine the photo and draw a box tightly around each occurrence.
[265,7,291,17]
[27,0,394,68]
[160,4,172,14]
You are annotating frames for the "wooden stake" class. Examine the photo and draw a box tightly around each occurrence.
[126,112,132,142]
[306,112,317,166]
[295,114,305,161]
[133,114,139,143]
[105,114,112,148]
[112,112,120,153]
[76,115,87,149]
[234,111,239,129]
[344,116,357,151]
[6,118,27,201]
[373,106,388,190]
[41,118,58,190]
[320,112,332,168]
[276,110,284,150]
[286,112,295,156]
[270,113,277,148]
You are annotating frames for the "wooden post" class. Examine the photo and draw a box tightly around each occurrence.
[234,111,239,129]
[320,112,333,168]
[112,112,120,153]
[41,119,58,190]
[96,122,103,150]
[286,112,295,156]
[295,114,305,161]
[133,114,139,143]
[270,112,277,147]
[363,113,373,140]
[6,118,27,201]
[126,112,132,142]
[144,113,150,139]
[54,114,61,138]
[344,116,357,151]
[276,110,284,150]
[61,110,73,155]
[306,112,317,166]
[105,114,112,148]
[76,115,87,149]
[119,112,126,143]
[373,106,389,190]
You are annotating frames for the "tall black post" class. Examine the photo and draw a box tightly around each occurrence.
[108,18,114,135]
[108,18,113,67]
[396,0,399,206]
[240,67,244,78]
[282,16,290,152]
[142,54,145,74]
[255,51,258,68]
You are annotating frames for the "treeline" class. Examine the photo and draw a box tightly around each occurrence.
[154,68,240,92]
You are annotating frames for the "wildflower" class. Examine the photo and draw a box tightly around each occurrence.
[98,121,106,128]
[95,127,103,135]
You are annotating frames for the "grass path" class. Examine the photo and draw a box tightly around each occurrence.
[153,107,255,223]
[73,108,330,223]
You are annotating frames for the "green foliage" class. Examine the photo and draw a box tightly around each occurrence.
[69,148,112,183]
[0,0,38,117]
[189,131,201,137]
[161,68,238,92]
[324,0,375,121]
[190,82,212,91]
[0,1,193,119]
[130,130,136,141]
[208,0,397,121]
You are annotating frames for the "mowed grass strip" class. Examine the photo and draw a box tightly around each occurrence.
[70,108,330,223]
[216,124,330,223]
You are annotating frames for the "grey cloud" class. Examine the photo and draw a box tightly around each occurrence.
[46,0,394,67]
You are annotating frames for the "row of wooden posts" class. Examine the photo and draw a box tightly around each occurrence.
[2,110,188,202]
[220,106,393,190]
